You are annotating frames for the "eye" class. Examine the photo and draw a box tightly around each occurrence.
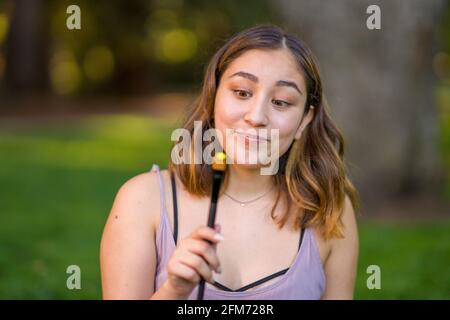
[232,89,252,99]
[272,99,292,107]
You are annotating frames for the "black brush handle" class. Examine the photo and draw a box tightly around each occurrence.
[197,171,223,300]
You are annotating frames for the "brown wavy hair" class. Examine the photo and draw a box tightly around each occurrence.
[168,24,359,240]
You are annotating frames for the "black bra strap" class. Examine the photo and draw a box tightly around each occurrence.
[299,227,305,251]
[212,227,306,292]
[235,268,289,292]
[170,171,178,245]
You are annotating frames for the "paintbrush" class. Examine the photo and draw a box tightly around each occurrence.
[197,152,226,300]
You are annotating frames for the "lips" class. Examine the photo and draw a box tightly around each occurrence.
[235,131,270,142]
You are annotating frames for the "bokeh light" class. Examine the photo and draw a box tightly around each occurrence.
[0,13,8,45]
[83,46,115,84]
[154,28,198,64]
[50,50,82,95]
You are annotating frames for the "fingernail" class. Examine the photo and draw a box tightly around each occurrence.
[213,233,225,242]
[216,266,222,273]
[214,224,221,233]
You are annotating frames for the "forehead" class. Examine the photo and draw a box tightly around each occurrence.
[223,48,305,88]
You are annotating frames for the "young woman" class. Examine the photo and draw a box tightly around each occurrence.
[100,24,360,300]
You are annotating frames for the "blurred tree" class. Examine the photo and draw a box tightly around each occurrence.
[0,0,278,97]
[277,0,446,204]
[4,0,49,94]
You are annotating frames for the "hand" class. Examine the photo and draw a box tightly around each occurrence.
[164,225,223,298]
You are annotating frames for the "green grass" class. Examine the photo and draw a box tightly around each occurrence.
[0,114,177,299]
[0,114,449,299]
[355,219,450,299]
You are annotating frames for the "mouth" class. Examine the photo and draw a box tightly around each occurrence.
[235,131,270,142]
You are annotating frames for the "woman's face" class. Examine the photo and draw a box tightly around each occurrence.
[213,48,314,169]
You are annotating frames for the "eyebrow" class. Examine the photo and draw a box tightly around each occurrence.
[228,71,303,95]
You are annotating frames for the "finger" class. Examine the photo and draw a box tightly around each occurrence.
[181,251,214,284]
[187,239,221,272]
[190,226,224,244]
[167,258,200,284]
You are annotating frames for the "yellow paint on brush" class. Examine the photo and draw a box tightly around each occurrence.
[212,152,227,171]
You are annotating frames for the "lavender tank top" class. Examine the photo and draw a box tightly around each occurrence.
[151,164,326,300]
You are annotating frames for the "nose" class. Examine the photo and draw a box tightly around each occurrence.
[244,96,269,127]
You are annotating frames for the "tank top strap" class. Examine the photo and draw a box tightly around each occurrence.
[151,164,178,246]
[150,164,168,227]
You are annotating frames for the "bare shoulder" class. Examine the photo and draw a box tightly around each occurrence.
[311,195,358,265]
[330,194,359,248]
[109,170,162,233]
[100,169,163,299]
[320,194,359,299]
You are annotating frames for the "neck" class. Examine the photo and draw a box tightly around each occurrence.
[222,164,276,200]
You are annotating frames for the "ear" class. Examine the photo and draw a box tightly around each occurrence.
[294,106,314,140]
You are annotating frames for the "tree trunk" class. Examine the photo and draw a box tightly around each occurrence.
[276,0,445,204]
[4,0,49,95]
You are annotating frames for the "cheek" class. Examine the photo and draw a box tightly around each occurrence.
[213,91,240,149]
[214,91,242,129]
[271,113,301,153]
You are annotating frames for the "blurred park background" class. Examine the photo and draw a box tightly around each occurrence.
[0,0,449,299]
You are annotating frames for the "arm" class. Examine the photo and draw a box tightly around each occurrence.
[100,171,161,299]
[100,170,218,300]
[321,195,359,299]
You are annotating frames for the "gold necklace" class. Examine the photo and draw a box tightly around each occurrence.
[223,185,275,207]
